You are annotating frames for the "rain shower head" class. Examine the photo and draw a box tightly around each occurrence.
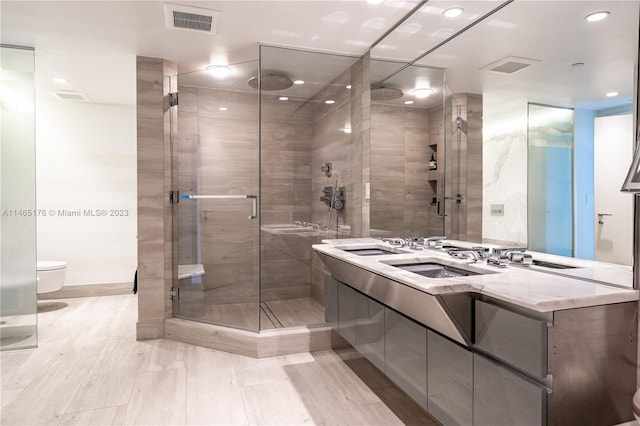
[247,74,293,91]
[370,87,404,101]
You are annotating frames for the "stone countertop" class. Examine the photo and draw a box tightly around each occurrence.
[313,238,638,313]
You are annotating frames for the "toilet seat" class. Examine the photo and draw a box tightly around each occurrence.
[37,261,67,271]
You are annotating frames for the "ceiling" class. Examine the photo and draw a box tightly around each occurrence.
[1,0,638,111]
[0,0,418,105]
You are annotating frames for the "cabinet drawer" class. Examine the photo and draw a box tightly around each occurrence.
[475,300,548,379]
[474,353,547,426]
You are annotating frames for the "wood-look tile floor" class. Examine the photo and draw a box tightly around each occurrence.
[1,294,440,425]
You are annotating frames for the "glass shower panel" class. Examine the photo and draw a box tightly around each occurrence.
[0,45,37,350]
[171,62,261,332]
[258,45,359,330]
[527,103,574,256]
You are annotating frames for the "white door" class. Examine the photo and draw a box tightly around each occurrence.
[594,114,633,265]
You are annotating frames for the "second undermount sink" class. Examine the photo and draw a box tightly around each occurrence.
[394,262,480,278]
[531,259,577,269]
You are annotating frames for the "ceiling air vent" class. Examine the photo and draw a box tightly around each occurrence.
[481,56,540,74]
[52,90,89,101]
[163,3,220,34]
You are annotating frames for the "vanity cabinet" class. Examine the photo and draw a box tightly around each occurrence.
[337,283,358,345]
[355,297,385,371]
[324,274,338,327]
[332,279,385,370]
[384,308,427,408]
[427,330,473,426]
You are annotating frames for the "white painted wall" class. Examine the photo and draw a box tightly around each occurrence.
[36,99,137,285]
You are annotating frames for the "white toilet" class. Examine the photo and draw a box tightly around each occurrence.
[36,261,67,293]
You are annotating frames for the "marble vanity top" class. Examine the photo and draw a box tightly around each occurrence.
[313,238,638,312]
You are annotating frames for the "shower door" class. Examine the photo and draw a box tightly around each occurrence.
[170,66,261,332]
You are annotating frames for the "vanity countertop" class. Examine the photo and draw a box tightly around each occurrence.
[313,238,638,312]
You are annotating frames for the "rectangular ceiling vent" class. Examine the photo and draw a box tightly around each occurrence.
[52,90,90,102]
[481,56,540,74]
[163,3,220,34]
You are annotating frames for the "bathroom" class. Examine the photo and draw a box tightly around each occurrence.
[1,0,639,423]
[1,0,636,355]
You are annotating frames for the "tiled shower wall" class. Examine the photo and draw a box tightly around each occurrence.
[136,56,176,340]
[445,93,483,242]
[260,93,315,302]
[370,103,432,237]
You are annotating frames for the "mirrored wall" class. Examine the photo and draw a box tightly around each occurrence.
[369,0,638,265]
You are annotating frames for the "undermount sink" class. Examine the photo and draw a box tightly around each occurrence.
[394,262,480,278]
[342,248,402,256]
[336,245,409,255]
[531,259,577,269]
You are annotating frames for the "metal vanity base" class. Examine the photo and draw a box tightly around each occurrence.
[319,253,638,426]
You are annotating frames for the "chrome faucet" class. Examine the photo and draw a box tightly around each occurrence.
[425,236,446,248]
[448,249,479,263]
[505,248,533,265]
[487,248,510,267]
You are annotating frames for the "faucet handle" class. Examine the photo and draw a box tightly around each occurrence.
[508,251,533,265]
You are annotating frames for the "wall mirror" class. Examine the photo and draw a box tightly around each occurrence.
[370,0,638,266]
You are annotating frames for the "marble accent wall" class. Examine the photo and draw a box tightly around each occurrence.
[445,93,483,242]
[136,56,176,340]
[370,103,431,237]
[482,98,528,246]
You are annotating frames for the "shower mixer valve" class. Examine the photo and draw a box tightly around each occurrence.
[320,186,346,210]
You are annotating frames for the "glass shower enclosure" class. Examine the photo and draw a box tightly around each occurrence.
[171,46,361,332]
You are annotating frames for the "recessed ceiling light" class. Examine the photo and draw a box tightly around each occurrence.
[325,100,335,104]
[606,92,619,97]
[206,65,231,78]
[278,96,288,101]
[346,84,352,89]
[404,100,414,105]
[412,88,433,98]
[218,107,228,111]
[53,77,68,84]
[344,126,352,134]
[367,0,384,4]
[443,7,463,18]
[293,79,305,85]
[585,11,610,22]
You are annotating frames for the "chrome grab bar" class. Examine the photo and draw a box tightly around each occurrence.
[180,194,258,219]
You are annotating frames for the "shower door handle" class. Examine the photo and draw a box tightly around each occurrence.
[180,194,258,219]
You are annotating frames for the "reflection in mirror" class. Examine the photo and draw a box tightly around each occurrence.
[368,60,445,237]
[372,0,638,265]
